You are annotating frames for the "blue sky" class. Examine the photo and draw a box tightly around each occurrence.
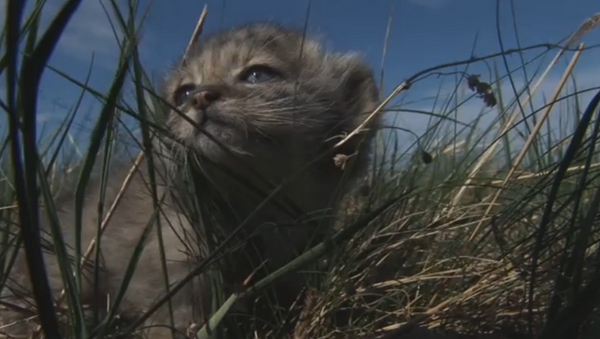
[3,0,600,154]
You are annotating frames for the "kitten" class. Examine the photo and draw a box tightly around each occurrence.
[0,22,380,339]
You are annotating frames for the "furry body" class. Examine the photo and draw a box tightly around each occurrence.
[0,22,380,338]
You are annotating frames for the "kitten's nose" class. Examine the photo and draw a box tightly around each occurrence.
[190,87,221,110]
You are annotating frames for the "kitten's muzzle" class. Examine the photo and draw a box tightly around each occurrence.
[185,86,222,126]
[189,86,222,111]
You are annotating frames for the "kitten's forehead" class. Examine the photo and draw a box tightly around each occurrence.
[172,23,322,85]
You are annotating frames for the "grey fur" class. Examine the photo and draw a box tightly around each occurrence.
[0,22,381,339]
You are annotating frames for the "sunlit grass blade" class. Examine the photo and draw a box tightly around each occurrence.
[125,0,179,335]
[35,153,87,338]
[72,23,132,297]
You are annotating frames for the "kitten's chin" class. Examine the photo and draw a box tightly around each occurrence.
[168,108,259,165]
[184,123,251,163]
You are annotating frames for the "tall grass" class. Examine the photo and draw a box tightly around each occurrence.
[2,0,600,338]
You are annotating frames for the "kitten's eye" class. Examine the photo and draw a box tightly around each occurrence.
[239,65,281,84]
[173,84,197,106]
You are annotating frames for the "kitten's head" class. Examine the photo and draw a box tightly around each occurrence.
[159,22,379,182]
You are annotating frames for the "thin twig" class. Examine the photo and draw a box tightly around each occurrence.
[183,4,208,63]
[332,42,590,150]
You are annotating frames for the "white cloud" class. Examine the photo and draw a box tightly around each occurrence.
[58,2,118,56]
[0,1,117,62]
[47,0,120,66]
[36,112,61,123]
[0,1,121,70]
[41,0,152,68]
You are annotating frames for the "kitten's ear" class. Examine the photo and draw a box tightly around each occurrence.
[334,53,380,135]
[327,53,381,174]
[330,53,381,147]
